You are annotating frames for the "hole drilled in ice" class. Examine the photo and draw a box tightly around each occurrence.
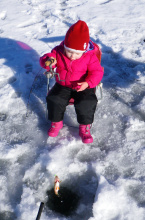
[46,187,80,216]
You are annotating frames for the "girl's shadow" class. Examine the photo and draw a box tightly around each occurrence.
[0,37,47,129]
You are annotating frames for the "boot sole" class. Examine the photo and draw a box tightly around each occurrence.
[79,134,93,144]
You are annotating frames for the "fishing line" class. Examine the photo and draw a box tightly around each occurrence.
[26,67,44,117]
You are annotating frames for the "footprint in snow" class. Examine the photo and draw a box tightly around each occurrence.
[25,63,33,74]
[0,113,7,121]
[0,29,4,34]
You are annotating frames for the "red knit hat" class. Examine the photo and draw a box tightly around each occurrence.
[64,20,90,53]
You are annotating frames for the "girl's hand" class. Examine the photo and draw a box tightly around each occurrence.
[45,57,57,66]
[77,82,89,92]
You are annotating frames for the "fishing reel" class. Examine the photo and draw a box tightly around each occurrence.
[43,58,64,82]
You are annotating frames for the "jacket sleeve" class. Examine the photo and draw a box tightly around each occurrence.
[85,53,104,88]
[39,48,57,70]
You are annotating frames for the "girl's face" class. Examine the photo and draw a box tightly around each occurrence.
[65,49,83,60]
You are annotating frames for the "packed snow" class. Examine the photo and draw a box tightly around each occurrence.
[0,0,145,219]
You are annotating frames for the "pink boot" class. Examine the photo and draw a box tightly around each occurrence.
[79,124,93,144]
[48,121,63,137]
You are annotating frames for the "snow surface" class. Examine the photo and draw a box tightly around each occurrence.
[0,0,145,219]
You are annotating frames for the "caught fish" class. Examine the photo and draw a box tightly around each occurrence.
[54,175,60,196]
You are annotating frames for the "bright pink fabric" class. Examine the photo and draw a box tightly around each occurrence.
[39,41,104,89]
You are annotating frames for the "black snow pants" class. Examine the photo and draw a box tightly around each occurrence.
[46,83,98,125]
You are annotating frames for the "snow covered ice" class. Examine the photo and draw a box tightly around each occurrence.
[0,0,145,219]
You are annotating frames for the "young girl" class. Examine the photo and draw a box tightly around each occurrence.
[40,20,104,144]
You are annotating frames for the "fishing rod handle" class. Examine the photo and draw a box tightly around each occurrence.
[36,202,44,220]
[45,58,56,67]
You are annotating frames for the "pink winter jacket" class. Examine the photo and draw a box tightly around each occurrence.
[39,41,104,90]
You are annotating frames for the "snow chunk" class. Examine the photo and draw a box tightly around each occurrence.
[0,11,7,20]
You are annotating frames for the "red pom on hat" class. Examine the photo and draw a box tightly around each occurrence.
[64,20,90,53]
